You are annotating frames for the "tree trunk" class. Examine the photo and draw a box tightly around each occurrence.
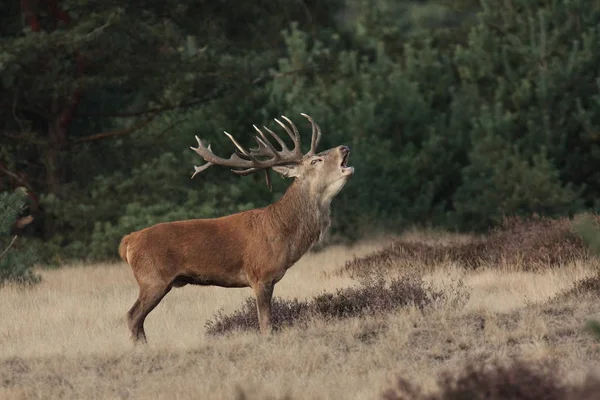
[41,98,69,238]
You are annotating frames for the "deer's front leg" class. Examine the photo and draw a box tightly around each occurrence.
[254,281,274,335]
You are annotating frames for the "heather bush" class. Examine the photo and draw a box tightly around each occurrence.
[342,215,600,277]
[558,274,600,300]
[206,275,445,335]
[573,274,600,295]
[341,240,486,278]
[383,359,600,400]
[205,297,313,336]
[312,275,442,318]
[484,216,591,267]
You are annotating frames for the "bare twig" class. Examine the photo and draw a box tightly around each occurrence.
[0,236,18,260]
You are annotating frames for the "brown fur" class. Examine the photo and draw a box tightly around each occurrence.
[120,145,353,343]
[118,235,129,263]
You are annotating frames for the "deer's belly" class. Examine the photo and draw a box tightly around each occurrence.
[171,272,249,288]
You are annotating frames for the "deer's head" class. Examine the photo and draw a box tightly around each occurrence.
[191,114,354,203]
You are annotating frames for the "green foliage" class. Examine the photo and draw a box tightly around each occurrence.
[569,215,600,341]
[585,320,600,340]
[264,0,598,233]
[44,146,264,260]
[3,0,600,262]
[572,214,600,255]
[0,190,40,285]
[453,135,582,230]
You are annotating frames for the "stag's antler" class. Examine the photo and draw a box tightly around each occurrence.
[191,114,322,189]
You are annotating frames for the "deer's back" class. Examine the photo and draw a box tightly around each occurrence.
[122,213,256,286]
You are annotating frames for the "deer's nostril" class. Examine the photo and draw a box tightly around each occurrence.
[340,145,350,153]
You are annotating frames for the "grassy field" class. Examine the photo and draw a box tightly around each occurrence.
[2,224,600,399]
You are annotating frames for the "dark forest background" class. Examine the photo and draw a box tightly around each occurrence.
[2,0,600,264]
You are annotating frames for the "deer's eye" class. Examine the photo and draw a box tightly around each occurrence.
[311,159,322,165]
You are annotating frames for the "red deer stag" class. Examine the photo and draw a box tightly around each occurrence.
[119,113,354,343]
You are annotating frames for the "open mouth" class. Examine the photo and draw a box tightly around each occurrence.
[341,151,349,168]
[340,147,354,175]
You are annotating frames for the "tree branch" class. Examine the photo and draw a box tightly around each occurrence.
[0,163,34,193]
[70,112,159,144]
[74,98,212,118]
[2,131,43,144]
[0,163,40,210]
[67,67,311,143]
[74,68,310,118]
[0,236,18,260]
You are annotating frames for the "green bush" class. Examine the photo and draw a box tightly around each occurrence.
[453,134,582,231]
[572,214,600,256]
[0,190,40,285]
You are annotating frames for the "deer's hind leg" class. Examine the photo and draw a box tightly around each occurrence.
[128,281,171,344]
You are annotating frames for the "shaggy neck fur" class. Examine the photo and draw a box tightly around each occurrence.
[266,179,333,258]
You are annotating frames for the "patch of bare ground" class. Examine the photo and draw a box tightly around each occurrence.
[2,218,600,399]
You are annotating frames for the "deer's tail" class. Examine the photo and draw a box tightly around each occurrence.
[118,235,130,263]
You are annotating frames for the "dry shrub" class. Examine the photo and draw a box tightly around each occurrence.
[383,359,600,400]
[343,215,600,277]
[205,276,445,335]
[341,241,485,278]
[486,216,590,267]
[205,297,312,336]
[312,275,443,318]
[569,273,600,295]
[557,273,600,300]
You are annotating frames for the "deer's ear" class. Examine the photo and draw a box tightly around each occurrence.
[272,165,299,178]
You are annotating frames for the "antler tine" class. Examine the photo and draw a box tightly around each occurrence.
[231,167,261,176]
[190,136,255,178]
[190,114,312,183]
[251,125,279,159]
[275,116,302,157]
[273,117,295,142]
[280,115,302,149]
[263,126,289,151]
[301,113,322,156]
[190,139,216,178]
[191,161,214,179]
[223,131,251,159]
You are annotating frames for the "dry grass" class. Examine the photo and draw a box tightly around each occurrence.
[2,231,600,399]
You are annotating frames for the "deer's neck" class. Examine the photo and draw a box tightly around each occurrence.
[265,180,331,259]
